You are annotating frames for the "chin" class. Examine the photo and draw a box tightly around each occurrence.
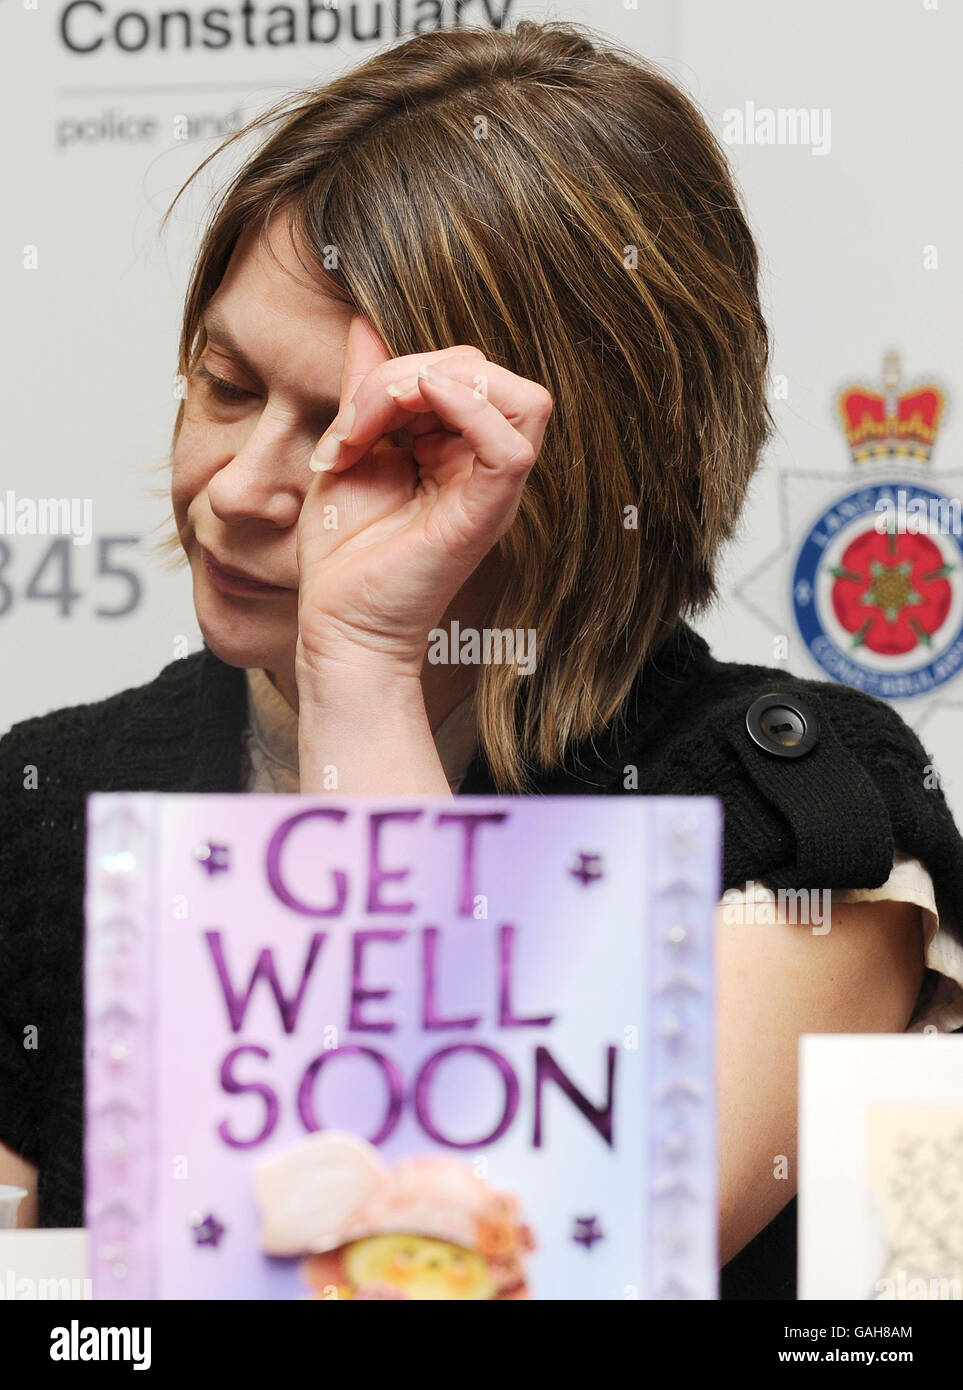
[194,583,297,678]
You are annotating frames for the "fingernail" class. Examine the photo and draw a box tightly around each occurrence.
[386,375,420,398]
[329,399,356,441]
[309,400,356,471]
[419,363,453,386]
[309,432,341,471]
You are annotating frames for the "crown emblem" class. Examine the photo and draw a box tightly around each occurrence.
[838,351,945,465]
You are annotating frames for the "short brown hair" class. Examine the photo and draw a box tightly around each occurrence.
[165,19,773,791]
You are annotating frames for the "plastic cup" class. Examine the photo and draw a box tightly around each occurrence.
[0,1186,28,1229]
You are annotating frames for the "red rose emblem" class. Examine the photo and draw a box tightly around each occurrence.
[830,527,953,656]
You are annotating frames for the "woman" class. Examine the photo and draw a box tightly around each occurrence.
[2,20,962,1299]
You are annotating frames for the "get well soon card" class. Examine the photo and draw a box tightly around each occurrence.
[84,793,719,1300]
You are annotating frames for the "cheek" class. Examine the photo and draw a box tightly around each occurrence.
[170,418,217,522]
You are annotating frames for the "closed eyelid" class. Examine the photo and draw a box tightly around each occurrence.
[201,310,341,413]
[195,364,253,401]
[195,363,341,437]
[196,346,259,392]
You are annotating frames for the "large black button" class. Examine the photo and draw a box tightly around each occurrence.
[745,693,819,759]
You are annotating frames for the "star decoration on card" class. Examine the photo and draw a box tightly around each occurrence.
[652,1176,699,1219]
[661,1228,689,1258]
[106,1037,131,1067]
[663,923,690,949]
[195,842,230,875]
[669,811,702,860]
[569,852,603,887]
[104,1132,128,1162]
[660,1010,685,1044]
[662,1129,689,1162]
[100,850,137,877]
[659,1275,695,1299]
[572,1215,604,1249]
[192,1213,226,1248]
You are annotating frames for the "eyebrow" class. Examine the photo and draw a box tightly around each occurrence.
[201,306,340,410]
[201,306,253,367]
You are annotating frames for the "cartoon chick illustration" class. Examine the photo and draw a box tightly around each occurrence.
[255,1132,535,1300]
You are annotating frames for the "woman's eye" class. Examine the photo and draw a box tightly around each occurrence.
[196,365,254,404]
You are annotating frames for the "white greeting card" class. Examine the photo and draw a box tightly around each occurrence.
[799,1035,963,1300]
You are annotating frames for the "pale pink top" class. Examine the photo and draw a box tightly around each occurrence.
[241,668,963,1035]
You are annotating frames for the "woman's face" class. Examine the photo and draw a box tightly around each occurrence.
[171,212,353,679]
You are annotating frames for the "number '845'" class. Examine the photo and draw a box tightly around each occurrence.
[0,537,142,617]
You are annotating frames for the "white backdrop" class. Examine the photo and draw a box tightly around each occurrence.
[3,0,961,820]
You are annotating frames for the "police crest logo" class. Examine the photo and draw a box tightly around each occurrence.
[791,353,963,699]
[735,352,963,706]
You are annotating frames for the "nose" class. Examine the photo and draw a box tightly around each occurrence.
[206,409,309,530]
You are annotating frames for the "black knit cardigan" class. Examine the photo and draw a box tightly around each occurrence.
[2,622,963,1299]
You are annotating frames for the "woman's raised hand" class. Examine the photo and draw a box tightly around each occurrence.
[295,314,553,688]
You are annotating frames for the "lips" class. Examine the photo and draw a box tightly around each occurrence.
[200,546,289,596]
